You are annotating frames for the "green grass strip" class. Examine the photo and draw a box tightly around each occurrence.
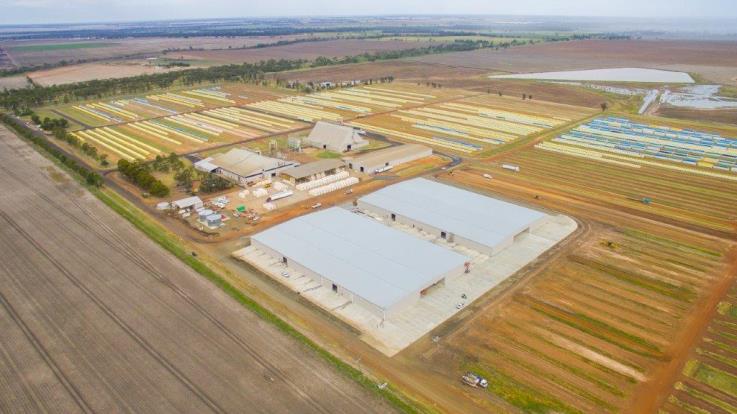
[469,363,582,414]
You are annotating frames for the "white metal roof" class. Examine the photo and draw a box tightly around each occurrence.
[252,207,468,311]
[172,196,202,209]
[306,121,367,149]
[211,148,295,177]
[359,178,546,250]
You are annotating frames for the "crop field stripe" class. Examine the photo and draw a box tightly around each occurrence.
[322,92,399,108]
[85,130,148,158]
[72,106,110,122]
[91,103,137,120]
[404,108,541,135]
[442,102,565,126]
[349,122,477,153]
[347,88,426,104]
[509,150,737,208]
[186,113,239,130]
[182,90,235,104]
[329,89,409,105]
[212,108,293,128]
[287,96,371,114]
[127,123,183,145]
[163,93,202,106]
[393,113,519,141]
[143,121,205,143]
[94,129,156,156]
[174,115,225,133]
[248,101,342,122]
[149,95,198,108]
[76,131,136,161]
[100,128,162,154]
[224,107,297,124]
[167,117,220,136]
[363,86,435,99]
[204,110,279,131]
[413,106,543,135]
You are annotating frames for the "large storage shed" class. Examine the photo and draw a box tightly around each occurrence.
[206,148,298,186]
[344,144,432,174]
[358,178,549,256]
[305,121,368,153]
[279,159,346,185]
[251,207,468,319]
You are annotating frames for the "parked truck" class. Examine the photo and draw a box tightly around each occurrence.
[461,372,488,388]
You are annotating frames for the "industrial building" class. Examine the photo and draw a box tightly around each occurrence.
[306,121,368,153]
[358,178,549,256]
[279,159,346,185]
[344,144,432,174]
[251,207,468,319]
[195,148,298,186]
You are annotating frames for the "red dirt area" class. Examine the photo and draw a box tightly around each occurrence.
[656,107,737,127]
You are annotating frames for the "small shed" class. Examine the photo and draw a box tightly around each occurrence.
[172,196,203,211]
[206,214,222,228]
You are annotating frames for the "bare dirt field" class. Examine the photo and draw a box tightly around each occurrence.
[412,40,737,85]
[269,60,489,83]
[0,74,30,90]
[0,124,394,414]
[28,62,188,86]
[2,36,308,67]
[167,39,438,64]
[656,106,737,126]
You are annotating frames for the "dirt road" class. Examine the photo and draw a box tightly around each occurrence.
[0,124,394,413]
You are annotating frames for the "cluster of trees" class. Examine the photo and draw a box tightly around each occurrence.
[174,166,232,194]
[31,114,68,130]
[1,113,103,186]
[151,152,185,173]
[117,159,170,197]
[28,113,108,165]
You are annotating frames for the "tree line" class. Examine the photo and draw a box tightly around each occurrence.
[0,113,103,187]
[117,159,170,197]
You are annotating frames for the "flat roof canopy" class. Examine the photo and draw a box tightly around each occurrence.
[252,207,468,311]
[359,178,546,249]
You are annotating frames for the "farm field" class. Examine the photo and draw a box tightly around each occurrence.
[249,83,460,122]
[0,124,393,414]
[538,116,737,178]
[468,144,737,236]
[660,276,737,414]
[349,94,593,154]
[411,39,737,85]
[431,222,733,413]
[51,83,291,128]
[165,39,440,64]
[26,62,188,86]
[71,108,306,162]
[1,35,309,67]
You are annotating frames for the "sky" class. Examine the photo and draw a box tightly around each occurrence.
[1,0,736,25]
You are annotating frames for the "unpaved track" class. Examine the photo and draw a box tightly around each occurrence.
[0,124,394,414]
